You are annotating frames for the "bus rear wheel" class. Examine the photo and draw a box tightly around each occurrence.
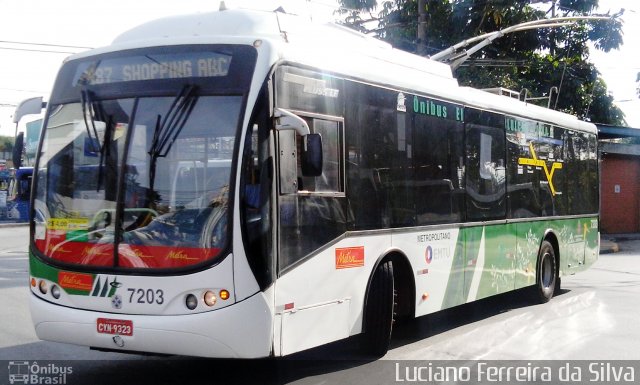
[362,260,395,357]
[534,240,557,303]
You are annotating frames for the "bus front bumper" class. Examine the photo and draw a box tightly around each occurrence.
[30,292,273,358]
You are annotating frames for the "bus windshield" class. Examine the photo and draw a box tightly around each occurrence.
[32,45,256,270]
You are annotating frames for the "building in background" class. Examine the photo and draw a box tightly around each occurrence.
[598,124,640,234]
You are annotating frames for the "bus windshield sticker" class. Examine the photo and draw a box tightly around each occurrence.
[47,218,90,231]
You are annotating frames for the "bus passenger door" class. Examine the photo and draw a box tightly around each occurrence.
[463,112,516,301]
[273,115,352,355]
[270,66,353,356]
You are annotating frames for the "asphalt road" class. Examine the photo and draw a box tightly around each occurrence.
[1,226,639,385]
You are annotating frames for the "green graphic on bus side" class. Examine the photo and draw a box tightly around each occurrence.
[439,217,598,308]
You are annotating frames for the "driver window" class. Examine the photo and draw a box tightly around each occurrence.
[278,118,344,194]
[297,119,343,193]
[278,117,347,271]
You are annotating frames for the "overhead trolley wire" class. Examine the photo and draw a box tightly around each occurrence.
[0,40,93,55]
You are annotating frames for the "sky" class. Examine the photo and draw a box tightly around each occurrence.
[0,0,638,138]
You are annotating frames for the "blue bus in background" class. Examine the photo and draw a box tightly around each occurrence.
[2,96,45,223]
[5,167,33,222]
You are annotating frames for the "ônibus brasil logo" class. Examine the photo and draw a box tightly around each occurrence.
[7,361,73,384]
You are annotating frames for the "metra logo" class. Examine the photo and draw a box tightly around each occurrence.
[91,276,120,298]
[425,246,433,264]
[58,272,93,292]
[518,142,563,196]
[335,246,365,269]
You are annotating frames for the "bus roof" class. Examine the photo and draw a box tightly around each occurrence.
[72,8,595,135]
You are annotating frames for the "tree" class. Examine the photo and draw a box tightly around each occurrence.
[0,136,13,153]
[337,0,626,125]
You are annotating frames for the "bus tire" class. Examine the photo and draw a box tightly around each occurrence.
[362,260,395,357]
[534,240,557,303]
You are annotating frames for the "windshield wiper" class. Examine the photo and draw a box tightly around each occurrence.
[149,84,199,158]
[80,89,101,153]
[147,84,199,201]
[80,89,113,192]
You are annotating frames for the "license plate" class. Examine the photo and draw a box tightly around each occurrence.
[96,318,133,336]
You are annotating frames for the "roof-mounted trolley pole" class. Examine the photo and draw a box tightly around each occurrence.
[430,16,615,69]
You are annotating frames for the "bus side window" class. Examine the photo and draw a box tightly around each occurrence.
[465,124,507,221]
[278,117,347,269]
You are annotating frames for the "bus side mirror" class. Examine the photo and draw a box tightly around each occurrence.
[301,133,323,177]
[274,108,310,136]
[273,108,322,177]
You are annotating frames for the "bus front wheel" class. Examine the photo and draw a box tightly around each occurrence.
[534,240,557,303]
[362,260,395,357]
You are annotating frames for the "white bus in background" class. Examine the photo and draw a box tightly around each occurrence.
[29,7,598,358]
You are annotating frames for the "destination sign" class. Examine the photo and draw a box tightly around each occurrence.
[401,93,464,123]
[505,116,553,138]
[73,51,232,86]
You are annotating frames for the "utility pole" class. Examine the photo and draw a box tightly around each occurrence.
[550,0,557,56]
[417,0,427,56]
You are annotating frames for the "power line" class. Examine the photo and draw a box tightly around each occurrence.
[0,39,93,55]
[0,87,48,94]
[0,47,80,54]
[0,40,93,50]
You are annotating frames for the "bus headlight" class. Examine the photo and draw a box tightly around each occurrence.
[51,284,61,299]
[38,280,48,295]
[204,291,217,307]
[185,294,198,310]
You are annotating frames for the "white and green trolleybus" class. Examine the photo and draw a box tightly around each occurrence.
[29,7,599,358]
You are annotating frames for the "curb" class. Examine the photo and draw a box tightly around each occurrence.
[600,240,620,254]
[0,222,29,228]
